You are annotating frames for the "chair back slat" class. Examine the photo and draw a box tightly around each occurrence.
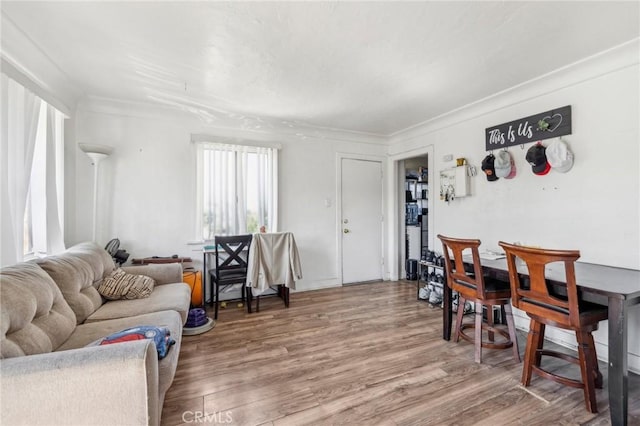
[498,241,581,327]
[437,235,486,298]
[214,234,252,272]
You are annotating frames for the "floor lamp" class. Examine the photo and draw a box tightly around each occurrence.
[79,143,113,242]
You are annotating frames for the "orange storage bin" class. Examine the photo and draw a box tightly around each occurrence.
[182,270,203,306]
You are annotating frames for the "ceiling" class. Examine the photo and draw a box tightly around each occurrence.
[2,1,638,137]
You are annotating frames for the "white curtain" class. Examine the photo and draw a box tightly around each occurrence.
[0,74,42,266]
[196,142,278,240]
[236,147,248,234]
[255,146,278,232]
[201,145,236,239]
[45,104,65,255]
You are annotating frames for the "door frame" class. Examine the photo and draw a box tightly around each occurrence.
[336,153,387,285]
[388,145,434,281]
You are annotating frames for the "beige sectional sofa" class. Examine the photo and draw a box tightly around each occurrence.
[0,242,191,426]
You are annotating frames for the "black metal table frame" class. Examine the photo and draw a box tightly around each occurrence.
[441,257,640,426]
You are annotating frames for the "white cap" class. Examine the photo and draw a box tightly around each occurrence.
[494,150,516,179]
[546,139,574,173]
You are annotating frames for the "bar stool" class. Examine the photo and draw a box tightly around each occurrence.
[438,235,520,364]
[498,241,607,413]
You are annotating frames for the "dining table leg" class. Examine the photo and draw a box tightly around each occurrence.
[607,296,628,426]
[443,282,452,341]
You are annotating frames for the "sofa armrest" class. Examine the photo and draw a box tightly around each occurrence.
[1,340,159,426]
[122,263,183,285]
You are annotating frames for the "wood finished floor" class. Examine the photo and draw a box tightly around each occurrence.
[162,281,640,426]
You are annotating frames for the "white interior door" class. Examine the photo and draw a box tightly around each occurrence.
[341,158,383,284]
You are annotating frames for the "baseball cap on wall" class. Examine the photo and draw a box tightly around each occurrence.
[546,138,574,173]
[525,143,551,176]
[494,150,516,179]
[481,154,499,182]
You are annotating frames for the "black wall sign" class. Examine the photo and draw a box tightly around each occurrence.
[485,105,572,151]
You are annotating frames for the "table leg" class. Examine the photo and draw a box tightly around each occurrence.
[202,251,207,307]
[443,283,452,341]
[607,296,628,426]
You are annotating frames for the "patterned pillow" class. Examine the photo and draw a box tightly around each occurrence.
[97,268,155,300]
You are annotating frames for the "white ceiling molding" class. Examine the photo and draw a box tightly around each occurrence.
[388,38,640,153]
[0,14,81,115]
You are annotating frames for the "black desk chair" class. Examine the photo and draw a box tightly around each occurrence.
[209,234,252,320]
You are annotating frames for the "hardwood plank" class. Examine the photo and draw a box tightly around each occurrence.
[162,281,639,425]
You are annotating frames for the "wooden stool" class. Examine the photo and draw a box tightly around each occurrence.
[499,241,607,413]
[438,235,520,364]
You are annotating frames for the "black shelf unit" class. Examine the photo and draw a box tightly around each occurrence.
[416,261,445,304]
[405,177,428,279]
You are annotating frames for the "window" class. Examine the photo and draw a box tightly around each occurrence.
[196,142,278,240]
[0,74,65,266]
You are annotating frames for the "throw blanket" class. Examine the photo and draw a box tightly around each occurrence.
[246,232,302,296]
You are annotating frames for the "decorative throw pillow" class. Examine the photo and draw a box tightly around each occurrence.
[97,268,155,300]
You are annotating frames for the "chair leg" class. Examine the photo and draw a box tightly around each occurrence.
[534,322,545,367]
[214,281,219,320]
[474,301,483,363]
[454,296,466,343]
[285,286,290,307]
[246,286,253,314]
[504,303,521,362]
[522,319,543,386]
[577,331,599,413]
[486,304,495,342]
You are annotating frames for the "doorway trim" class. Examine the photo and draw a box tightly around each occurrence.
[336,152,387,285]
[388,145,434,281]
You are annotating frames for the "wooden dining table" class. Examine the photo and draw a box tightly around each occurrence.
[441,256,640,425]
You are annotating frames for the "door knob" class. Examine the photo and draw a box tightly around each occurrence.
[343,228,350,234]
[343,219,349,224]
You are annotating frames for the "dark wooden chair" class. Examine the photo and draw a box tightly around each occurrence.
[437,235,520,364]
[498,241,607,413]
[209,234,252,320]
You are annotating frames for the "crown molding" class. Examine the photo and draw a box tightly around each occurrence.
[0,14,82,115]
[388,38,640,150]
[77,95,389,146]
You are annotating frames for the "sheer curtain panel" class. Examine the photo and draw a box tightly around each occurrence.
[0,74,66,266]
[1,74,41,266]
[196,141,278,241]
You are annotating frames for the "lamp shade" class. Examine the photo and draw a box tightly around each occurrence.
[79,143,113,163]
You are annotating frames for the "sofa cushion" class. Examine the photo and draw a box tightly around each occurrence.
[65,241,117,284]
[56,309,183,398]
[98,268,155,300]
[85,283,191,324]
[36,254,103,324]
[0,263,76,358]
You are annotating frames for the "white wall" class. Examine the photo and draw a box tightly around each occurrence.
[388,40,640,372]
[4,8,638,372]
[73,100,387,292]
